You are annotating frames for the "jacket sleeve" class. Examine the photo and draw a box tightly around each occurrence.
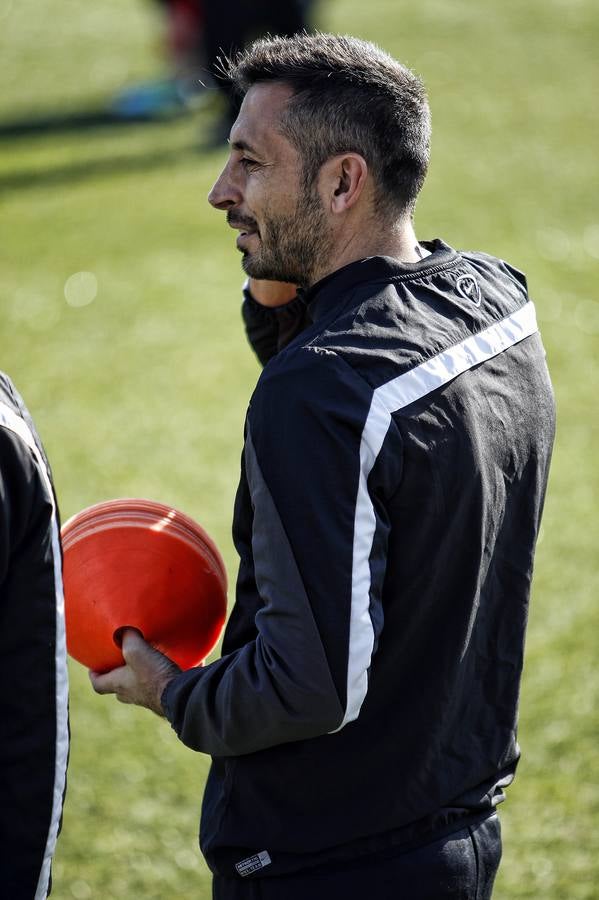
[241,283,311,366]
[0,391,69,900]
[162,348,403,757]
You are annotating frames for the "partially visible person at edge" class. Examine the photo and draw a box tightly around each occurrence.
[114,0,315,141]
[91,32,555,900]
[0,375,69,899]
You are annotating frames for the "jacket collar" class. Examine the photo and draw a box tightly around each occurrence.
[304,239,459,323]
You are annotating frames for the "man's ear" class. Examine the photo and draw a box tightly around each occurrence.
[320,154,368,214]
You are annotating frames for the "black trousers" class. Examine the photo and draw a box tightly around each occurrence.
[213,815,502,900]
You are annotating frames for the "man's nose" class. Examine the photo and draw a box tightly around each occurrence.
[208,168,240,210]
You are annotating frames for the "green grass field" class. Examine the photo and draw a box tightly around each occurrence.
[1,0,598,896]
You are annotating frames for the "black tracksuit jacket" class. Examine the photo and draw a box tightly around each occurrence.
[163,240,555,880]
[0,374,69,898]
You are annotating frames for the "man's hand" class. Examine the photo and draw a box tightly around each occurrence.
[89,628,181,716]
[249,278,298,307]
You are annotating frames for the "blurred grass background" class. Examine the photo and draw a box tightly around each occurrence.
[1,0,597,897]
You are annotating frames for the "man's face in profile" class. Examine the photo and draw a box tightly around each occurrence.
[208,82,333,287]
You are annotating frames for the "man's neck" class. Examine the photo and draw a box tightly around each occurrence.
[310,219,429,286]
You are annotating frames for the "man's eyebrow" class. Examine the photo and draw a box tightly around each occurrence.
[229,139,260,155]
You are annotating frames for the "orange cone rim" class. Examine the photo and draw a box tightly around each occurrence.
[61,497,226,585]
[61,498,227,673]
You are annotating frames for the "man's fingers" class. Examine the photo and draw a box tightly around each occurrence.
[89,627,181,714]
[89,665,129,695]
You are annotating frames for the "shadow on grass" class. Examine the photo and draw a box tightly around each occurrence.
[0,108,226,195]
[0,105,191,139]
[0,146,201,195]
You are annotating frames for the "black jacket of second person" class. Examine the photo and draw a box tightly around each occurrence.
[0,373,69,900]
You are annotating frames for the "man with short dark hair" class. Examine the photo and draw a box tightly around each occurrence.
[91,33,555,899]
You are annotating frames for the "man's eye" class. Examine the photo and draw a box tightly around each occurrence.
[240,157,259,170]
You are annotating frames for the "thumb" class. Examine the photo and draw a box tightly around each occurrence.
[119,626,180,679]
[116,626,148,659]
[118,627,163,667]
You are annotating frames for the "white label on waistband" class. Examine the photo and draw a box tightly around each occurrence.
[235,850,272,877]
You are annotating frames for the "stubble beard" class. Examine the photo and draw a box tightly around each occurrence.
[241,187,333,289]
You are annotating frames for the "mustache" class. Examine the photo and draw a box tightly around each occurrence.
[226,211,258,231]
